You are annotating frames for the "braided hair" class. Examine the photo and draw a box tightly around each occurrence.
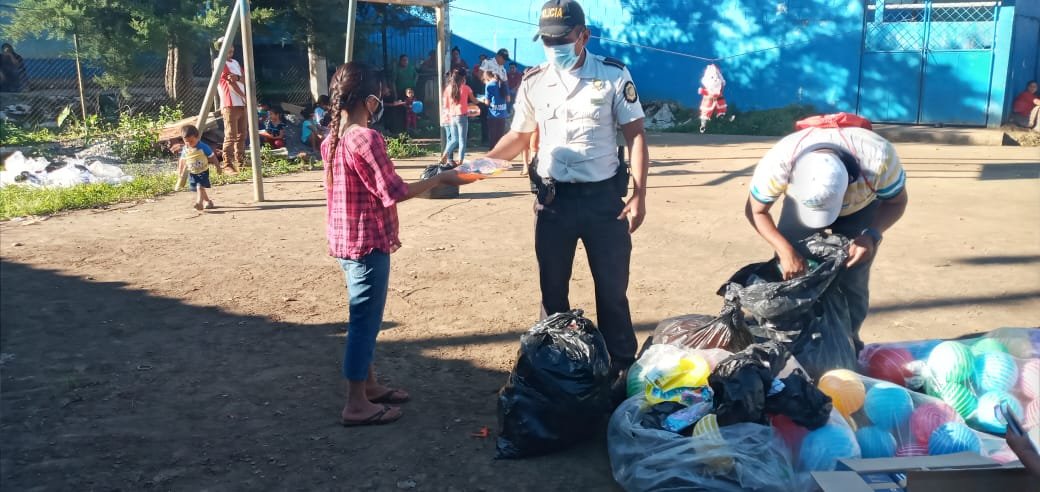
[326,62,378,151]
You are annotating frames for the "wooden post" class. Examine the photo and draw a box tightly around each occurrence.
[307,40,329,101]
[196,0,243,133]
[435,4,448,148]
[239,0,264,202]
[72,31,88,122]
[345,0,359,63]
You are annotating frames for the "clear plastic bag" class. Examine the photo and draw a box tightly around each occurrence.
[652,300,754,353]
[815,369,1019,463]
[625,343,733,400]
[857,328,1039,444]
[608,396,805,492]
[457,157,512,176]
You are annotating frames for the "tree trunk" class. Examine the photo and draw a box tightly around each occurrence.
[164,41,194,103]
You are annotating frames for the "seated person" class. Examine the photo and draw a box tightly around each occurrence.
[314,94,331,131]
[1011,80,1040,131]
[301,106,324,153]
[258,107,288,149]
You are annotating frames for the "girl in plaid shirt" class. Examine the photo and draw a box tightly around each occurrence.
[323,62,473,427]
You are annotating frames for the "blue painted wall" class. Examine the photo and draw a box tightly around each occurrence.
[447,0,866,113]
[1006,0,1040,123]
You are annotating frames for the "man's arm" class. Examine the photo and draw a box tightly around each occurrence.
[744,197,806,280]
[620,119,648,233]
[847,188,908,267]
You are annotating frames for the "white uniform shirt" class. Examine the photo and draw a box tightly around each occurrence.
[479,58,508,82]
[749,127,906,216]
[512,53,645,183]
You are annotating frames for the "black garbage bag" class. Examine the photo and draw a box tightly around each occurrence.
[709,342,790,426]
[719,233,857,380]
[764,369,833,430]
[496,310,613,459]
[639,401,687,432]
[652,296,754,353]
[418,163,459,199]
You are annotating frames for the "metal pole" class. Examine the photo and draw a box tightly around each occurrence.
[345,0,359,63]
[436,5,448,149]
[72,31,88,122]
[239,0,264,202]
[197,0,243,132]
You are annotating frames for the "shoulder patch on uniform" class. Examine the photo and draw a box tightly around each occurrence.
[522,64,546,81]
[623,81,638,103]
[602,57,626,69]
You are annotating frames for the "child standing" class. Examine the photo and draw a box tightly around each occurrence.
[482,70,509,149]
[177,124,218,211]
[403,87,418,132]
[301,106,324,153]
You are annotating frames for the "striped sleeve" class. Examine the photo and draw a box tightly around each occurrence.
[875,148,906,200]
[748,150,790,204]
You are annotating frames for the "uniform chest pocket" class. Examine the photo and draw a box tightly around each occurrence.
[567,106,604,142]
[536,104,563,139]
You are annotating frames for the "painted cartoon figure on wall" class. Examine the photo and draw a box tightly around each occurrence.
[698,63,728,133]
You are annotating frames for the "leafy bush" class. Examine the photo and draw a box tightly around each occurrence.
[667,104,818,137]
[385,133,430,158]
[0,122,57,147]
[108,105,184,161]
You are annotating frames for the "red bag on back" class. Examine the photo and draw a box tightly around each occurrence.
[795,112,873,131]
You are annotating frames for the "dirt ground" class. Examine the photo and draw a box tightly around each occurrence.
[1,133,1038,491]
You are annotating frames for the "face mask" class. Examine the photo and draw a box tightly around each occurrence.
[544,42,581,71]
[367,95,384,124]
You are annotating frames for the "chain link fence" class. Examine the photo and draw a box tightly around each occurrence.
[0,42,314,129]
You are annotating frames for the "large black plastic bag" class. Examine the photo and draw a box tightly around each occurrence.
[496,310,612,459]
[720,233,857,380]
[708,342,790,426]
[652,296,754,352]
[608,396,802,492]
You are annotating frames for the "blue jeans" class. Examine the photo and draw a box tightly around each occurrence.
[443,116,468,163]
[337,252,391,381]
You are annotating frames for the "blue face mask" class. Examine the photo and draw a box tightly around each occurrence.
[544,42,581,71]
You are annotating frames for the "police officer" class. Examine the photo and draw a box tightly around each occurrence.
[485,0,649,379]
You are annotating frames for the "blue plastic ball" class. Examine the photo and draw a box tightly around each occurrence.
[974,351,1019,393]
[855,426,897,458]
[864,382,914,430]
[975,391,1024,434]
[799,424,860,471]
[909,340,942,361]
[928,421,981,455]
[411,100,424,114]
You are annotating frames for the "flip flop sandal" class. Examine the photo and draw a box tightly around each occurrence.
[370,388,410,404]
[340,405,401,427]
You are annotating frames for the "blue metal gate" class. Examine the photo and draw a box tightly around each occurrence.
[857,0,1000,126]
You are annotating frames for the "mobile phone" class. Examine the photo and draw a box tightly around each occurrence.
[1000,401,1025,436]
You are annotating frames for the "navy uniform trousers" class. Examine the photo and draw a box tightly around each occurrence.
[534,176,637,374]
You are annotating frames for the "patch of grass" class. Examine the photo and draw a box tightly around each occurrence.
[384,133,431,158]
[667,104,817,137]
[0,153,310,221]
[0,123,58,147]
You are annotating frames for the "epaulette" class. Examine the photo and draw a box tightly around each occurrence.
[602,57,626,70]
[522,64,546,81]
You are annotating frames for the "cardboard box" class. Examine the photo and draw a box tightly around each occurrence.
[812,452,1034,492]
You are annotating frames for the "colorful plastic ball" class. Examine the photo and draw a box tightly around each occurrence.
[896,443,929,457]
[867,347,914,386]
[864,382,914,430]
[819,369,867,417]
[411,100,424,114]
[908,340,942,361]
[798,424,860,471]
[935,381,978,420]
[856,426,897,458]
[928,422,981,455]
[927,341,974,385]
[971,338,1008,357]
[1025,398,1039,431]
[974,351,1019,393]
[976,391,1024,434]
[625,360,648,397]
[1019,359,1039,400]
[771,414,810,459]
[911,401,960,445]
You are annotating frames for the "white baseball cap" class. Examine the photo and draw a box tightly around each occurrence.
[787,151,849,228]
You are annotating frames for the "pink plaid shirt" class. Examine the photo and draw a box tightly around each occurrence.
[322,126,409,259]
